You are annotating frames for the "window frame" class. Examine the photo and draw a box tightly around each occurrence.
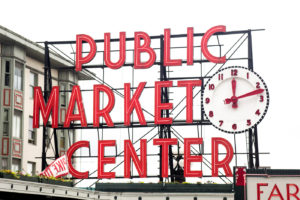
[29,71,38,99]
[28,116,36,145]
[14,61,24,91]
[4,60,11,87]
[13,110,22,139]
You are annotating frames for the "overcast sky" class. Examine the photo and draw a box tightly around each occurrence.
[1,0,299,185]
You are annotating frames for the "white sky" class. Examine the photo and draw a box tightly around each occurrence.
[1,0,299,184]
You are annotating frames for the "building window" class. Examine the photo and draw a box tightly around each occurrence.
[60,84,66,107]
[13,110,22,138]
[29,72,38,99]
[28,117,36,144]
[60,136,66,149]
[3,109,9,136]
[12,158,21,172]
[1,158,8,170]
[14,61,23,91]
[5,61,10,87]
[27,162,36,175]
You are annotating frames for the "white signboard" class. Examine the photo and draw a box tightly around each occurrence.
[40,155,69,178]
[246,175,300,200]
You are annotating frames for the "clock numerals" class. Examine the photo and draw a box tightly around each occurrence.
[218,74,223,81]
[232,124,237,130]
[209,111,214,117]
[231,69,238,76]
[219,120,223,127]
[255,109,261,116]
[205,97,210,104]
[256,82,261,89]
[247,119,251,126]
[202,67,269,133]
[260,95,264,102]
[209,84,215,90]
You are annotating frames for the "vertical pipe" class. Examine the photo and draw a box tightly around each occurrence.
[254,125,260,168]
[42,42,49,170]
[159,35,164,182]
[248,30,260,168]
[248,128,254,169]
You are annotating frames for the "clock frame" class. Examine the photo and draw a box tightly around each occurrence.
[201,66,270,133]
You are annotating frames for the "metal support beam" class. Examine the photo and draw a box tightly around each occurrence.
[42,42,59,171]
[159,35,175,182]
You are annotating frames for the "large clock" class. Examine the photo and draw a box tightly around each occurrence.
[202,66,269,133]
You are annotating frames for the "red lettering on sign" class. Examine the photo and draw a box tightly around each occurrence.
[124,82,146,126]
[93,84,115,127]
[155,81,173,124]
[177,80,202,123]
[164,29,182,66]
[104,32,126,69]
[134,32,156,69]
[33,86,59,128]
[257,183,268,200]
[98,140,116,179]
[184,138,203,177]
[124,139,147,178]
[67,141,90,179]
[76,34,96,71]
[211,137,233,177]
[268,184,284,200]
[287,184,300,200]
[64,86,87,127]
[186,27,194,66]
[153,138,177,177]
[201,25,226,63]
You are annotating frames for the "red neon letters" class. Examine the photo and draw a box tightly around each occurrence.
[33,86,59,128]
[155,81,173,124]
[184,138,203,177]
[153,138,178,177]
[201,25,226,63]
[75,26,226,71]
[164,29,182,66]
[67,141,90,179]
[104,32,126,69]
[93,84,115,127]
[177,80,202,123]
[212,137,234,177]
[76,34,97,71]
[124,82,146,126]
[134,32,156,69]
[64,86,87,127]
[257,183,300,200]
[65,138,233,179]
[34,81,202,127]
[124,139,147,178]
[98,140,116,179]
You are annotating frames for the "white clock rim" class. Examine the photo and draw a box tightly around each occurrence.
[201,66,270,134]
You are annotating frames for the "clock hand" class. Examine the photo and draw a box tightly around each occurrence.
[232,78,236,97]
[236,88,264,99]
[231,78,237,108]
[224,88,264,104]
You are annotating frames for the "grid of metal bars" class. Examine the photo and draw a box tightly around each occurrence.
[41,28,266,187]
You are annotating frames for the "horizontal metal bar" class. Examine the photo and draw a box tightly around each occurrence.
[37,152,270,159]
[46,120,212,129]
[71,44,223,54]
[72,174,232,179]
[50,57,247,70]
[41,29,265,45]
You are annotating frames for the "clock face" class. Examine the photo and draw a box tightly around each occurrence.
[202,66,269,133]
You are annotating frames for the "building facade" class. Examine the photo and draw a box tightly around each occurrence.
[0,25,93,175]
